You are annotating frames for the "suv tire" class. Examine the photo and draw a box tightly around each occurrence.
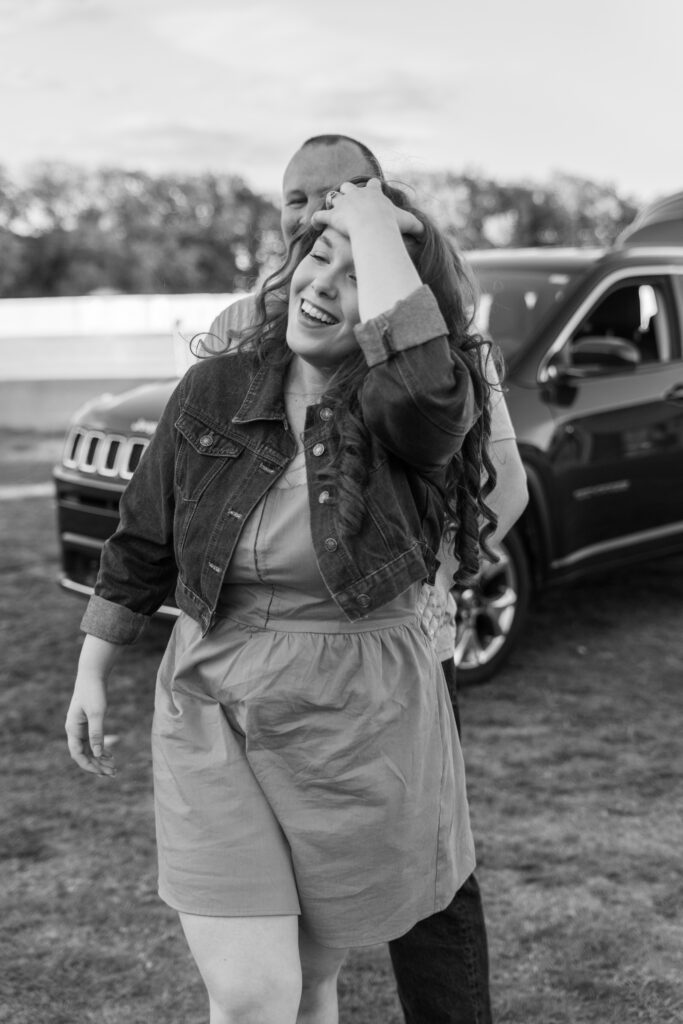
[452,528,531,685]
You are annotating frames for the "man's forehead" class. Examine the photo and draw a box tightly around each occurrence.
[282,143,372,195]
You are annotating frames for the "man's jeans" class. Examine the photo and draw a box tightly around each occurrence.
[387,659,493,1024]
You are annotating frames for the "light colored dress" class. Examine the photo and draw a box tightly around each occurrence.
[152,449,475,948]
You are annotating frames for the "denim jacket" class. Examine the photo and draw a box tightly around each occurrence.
[82,286,477,644]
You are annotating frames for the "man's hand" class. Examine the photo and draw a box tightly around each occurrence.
[417,580,449,641]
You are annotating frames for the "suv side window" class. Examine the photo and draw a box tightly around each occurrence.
[671,274,683,352]
[568,278,672,373]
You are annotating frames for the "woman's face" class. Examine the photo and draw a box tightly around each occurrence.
[286,228,360,369]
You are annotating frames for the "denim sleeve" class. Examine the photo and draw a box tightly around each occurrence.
[80,594,148,645]
[354,285,477,472]
[79,376,185,645]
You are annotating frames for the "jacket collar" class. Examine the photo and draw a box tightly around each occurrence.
[232,360,288,424]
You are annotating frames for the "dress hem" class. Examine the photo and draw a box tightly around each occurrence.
[158,855,475,950]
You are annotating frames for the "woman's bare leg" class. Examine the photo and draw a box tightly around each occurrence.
[179,912,302,1024]
[297,925,348,1024]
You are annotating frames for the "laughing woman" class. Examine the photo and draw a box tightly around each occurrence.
[65,178,496,1024]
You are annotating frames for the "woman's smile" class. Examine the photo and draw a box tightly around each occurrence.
[299,297,340,327]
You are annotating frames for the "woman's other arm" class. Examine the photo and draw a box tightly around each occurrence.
[65,375,186,774]
[65,635,122,776]
[81,377,185,646]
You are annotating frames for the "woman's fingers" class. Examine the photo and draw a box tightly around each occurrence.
[311,178,423,238]
[394,208,424,238]
[335,176,383,198]
[65,680,117,776]
[66,719,115,775]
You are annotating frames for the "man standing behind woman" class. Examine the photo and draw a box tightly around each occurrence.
[206,135,528,1024]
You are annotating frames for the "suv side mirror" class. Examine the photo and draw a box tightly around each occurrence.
[550,336,641,380]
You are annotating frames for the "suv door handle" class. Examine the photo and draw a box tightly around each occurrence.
[664,383,683,405]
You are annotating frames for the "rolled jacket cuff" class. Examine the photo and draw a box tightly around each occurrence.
[80,594,149,645]
[354,285,449,368]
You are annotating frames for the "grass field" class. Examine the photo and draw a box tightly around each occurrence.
[1,431,682,1023]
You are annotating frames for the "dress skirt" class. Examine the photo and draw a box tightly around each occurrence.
[152,452,475,948]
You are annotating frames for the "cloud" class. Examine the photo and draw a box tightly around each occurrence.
[147,4,280,67]
[312,72,452,120]
[0,0,109,33]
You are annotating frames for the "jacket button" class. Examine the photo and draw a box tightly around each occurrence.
[319,407,333,422]
[324,536,338,551]
[318,490,331,504]
[357,594,371,609]
[312,442,325,456]
[199,433,214,447]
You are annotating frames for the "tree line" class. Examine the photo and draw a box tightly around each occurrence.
[0,163,640,298]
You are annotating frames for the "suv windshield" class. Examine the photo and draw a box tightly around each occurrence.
[469,265,580,360]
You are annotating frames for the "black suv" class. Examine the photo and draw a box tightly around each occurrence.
[53,210,683,683]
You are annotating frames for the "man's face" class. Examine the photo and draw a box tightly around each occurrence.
[280,141,375,246]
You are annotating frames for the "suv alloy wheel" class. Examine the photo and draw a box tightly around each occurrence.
[453,529,531,685]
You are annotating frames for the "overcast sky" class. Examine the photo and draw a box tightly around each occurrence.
[1,0,681,203]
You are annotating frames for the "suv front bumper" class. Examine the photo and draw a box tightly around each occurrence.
[53,465,179,619]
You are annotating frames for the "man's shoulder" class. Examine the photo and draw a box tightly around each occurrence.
[206,294,258,350]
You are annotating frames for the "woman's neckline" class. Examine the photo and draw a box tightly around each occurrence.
[285,354,332,399]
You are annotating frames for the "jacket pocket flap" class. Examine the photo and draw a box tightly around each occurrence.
[175,410,241,457]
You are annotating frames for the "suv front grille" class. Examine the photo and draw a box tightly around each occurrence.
[63,427,151,480]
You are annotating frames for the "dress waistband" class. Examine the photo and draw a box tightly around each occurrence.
[214,608,420,635]
[215,579,421,634]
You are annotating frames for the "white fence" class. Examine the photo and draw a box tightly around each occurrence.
[0,292,240,380]
[0,293,241,429]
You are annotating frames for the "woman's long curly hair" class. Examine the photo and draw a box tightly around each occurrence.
[224,179,500,583]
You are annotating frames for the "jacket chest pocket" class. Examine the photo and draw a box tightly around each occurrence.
[174,409,243,501]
